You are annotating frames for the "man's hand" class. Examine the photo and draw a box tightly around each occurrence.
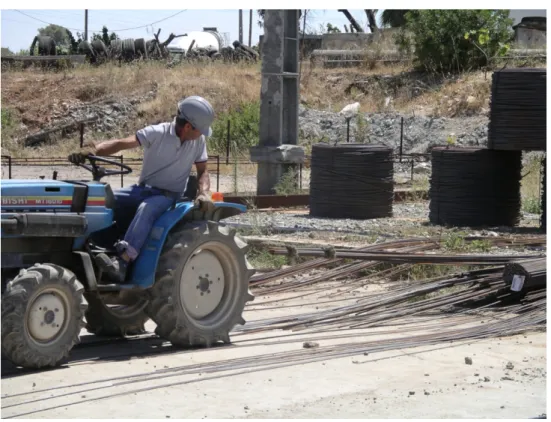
[68,142,97,165]
[195,192,215,213]
[68,135,140,165]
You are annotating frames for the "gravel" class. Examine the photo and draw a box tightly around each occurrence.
[228,203,431,235]
[299,106,489,153]
[226,202,541,243]
[48,90,157,136]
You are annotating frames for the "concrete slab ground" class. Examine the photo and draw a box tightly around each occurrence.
[1,319,546,419]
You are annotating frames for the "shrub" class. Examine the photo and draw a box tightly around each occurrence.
[209,101,260,155]
[395,10,513,72]
[1,108,17,135]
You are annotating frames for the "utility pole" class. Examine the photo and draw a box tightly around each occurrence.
[250,10,304,195]
[84,9,88,41]
[248,9,253,46]
[239,9,243,43]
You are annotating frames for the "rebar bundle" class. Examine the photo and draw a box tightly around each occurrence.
[429,147,522,227]
[488,68,546,151]
[309,143,394,219]
[503,258,546,291]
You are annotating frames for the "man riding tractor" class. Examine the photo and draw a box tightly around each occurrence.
[69,95,216,283]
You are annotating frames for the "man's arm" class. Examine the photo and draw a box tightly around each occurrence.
[195,161,211,197]
[94,135,140,156]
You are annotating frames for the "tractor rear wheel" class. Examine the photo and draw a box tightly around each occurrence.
[1,264,87,369]
[84,293,149,337]
[146,221,255,347]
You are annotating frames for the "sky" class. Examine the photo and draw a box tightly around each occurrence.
[0,9,384,52]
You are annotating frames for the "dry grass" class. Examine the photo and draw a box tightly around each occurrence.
[521,153,545,214]
[1,60,413,131]
[396,71,492,117]
[2,59,544,158]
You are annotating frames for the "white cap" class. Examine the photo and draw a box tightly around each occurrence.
[177,96,214,137]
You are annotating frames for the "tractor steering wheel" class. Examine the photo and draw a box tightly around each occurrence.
[77,155,133,182]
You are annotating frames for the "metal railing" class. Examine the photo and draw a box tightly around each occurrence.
[0,155,223,191]
[1,151,428,194]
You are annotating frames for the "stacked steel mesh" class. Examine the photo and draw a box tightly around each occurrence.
[429,147,522,227]
[541,155,546,231]
[488,68,546,151]
[309,143,393,219]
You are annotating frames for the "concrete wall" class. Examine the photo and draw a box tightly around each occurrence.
[515,27,546,47]
[259,34,322,57]
[320,28,400,50]
[512,15,546,48]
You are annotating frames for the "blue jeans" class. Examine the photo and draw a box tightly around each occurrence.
[113,185,178,261]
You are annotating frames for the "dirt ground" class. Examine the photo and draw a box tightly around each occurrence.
[1,277,547,419]
[1,157,546,420]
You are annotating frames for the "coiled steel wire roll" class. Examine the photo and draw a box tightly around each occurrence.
[429,147,522,227]
[309,143,393,219]
[488,68,546,151]
[541,155,546,231]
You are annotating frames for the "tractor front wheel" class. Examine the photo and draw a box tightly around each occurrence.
[1,264,87,369]
[146,221,255,347]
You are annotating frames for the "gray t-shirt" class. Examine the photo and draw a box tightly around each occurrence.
[135,120,208,194]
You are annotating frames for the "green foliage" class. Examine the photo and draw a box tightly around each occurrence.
[446,133,457,145]
[523,197,541,214]
[38,24,71,48]
[1,47,14,56]
[520,154,544,215]
[91,26,119,47]
[274,167,301,195]
[326,23,341,33]
[381,10,410,28]
[247,246,288,269]
[208,101,260,154]
[442,232,492,253]
[354,114,369,143]
[1,108,18,139]
[443,231,467,251]
[65,29,80,54]
[395,10,513,72]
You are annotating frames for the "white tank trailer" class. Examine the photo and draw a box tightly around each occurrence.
[167,27,226,54]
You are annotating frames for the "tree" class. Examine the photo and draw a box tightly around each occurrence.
[65,29,80,54]
[395,10,513,72]
[380,10,410,28]
[364,9,378,32]
[91,26,119,46]
[326,23,341,33]
[38,24,71,48]
[1,47,14,56]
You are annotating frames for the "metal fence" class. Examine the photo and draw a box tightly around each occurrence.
[1,152,428,193]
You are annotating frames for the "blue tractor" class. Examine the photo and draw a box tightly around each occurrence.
[1,156,255,369]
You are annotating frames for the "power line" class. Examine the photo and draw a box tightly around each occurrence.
[13,9,187,33]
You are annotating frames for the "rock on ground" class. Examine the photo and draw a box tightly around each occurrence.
[299,106,488,153]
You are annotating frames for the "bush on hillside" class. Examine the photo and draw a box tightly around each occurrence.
[395,10,513,73]
[209,101,260,155]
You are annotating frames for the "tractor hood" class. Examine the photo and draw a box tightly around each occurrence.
[1,179,72,189]
[0,179,74,206]
[1,179,84,210]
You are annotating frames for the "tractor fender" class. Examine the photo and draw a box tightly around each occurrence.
[128,202,247,288]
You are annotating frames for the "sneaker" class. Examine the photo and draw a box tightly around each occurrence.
[95,253,128,283]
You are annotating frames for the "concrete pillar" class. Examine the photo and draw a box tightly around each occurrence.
[251,9,304,195]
